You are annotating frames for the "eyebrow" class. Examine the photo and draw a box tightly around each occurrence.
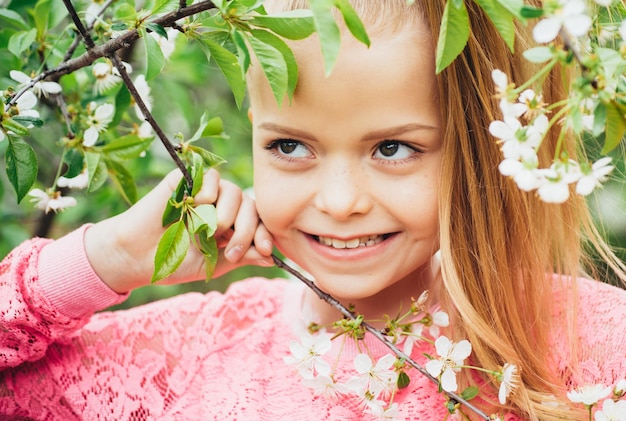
[257,122,439,141]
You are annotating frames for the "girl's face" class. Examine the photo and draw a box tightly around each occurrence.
[250,23,441,315]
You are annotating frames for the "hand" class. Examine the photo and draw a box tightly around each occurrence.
[84,169,274,293]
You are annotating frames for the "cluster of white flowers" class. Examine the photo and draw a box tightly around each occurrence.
[284,295,519,420]
[566,379,626,420]
[489,70,614,203]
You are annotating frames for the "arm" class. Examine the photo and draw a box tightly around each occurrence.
[0,169,273,369]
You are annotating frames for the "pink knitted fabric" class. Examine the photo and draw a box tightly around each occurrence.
[1,226,625,420]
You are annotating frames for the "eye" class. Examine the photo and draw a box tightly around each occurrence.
[265,139,312,159]
[373,141,418,160]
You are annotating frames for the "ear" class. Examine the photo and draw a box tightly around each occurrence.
[247,108,254,123]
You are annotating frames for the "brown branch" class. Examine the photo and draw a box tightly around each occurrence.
[108,54,193,189]
[44,1,217,80]
[271,255,491,420]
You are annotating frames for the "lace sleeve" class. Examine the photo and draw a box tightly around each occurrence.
[0,226,127,370]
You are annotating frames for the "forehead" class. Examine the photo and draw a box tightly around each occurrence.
[247,4,432,107]
[263,0,425,33]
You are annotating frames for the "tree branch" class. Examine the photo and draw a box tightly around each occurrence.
[271,254,491,420]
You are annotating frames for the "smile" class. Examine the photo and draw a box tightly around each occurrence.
[314,234,387,249]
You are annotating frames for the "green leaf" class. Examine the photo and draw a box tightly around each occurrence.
[187,204,218,236]
[188,112,225,143]
[250,28,299,102]
[189,152,204,197]
[34,0,52,38]
[473,0,515,52]
[198,229,218,280]
[8,29,37,57]
[152,220,190,283]
[0,9,28,30]
[5,137,38,203]
[397,371,411,389]
[100,134,152,160]
[522,46,554,63]
[251,9,315,40]
[106,159,138,204]
[435,0,470,74]
[146,22,168,39]
[602,101,626,154]
[149,0,178,16]
[460,385,480,400]
[85,152,108,192]
[1,117,29,136]
[309,0,341,76]
[495,0,526,21]
[188,145,227,168]
[113,86,132,126]
[333,0,370,47]
[202,116,225,137]
[114,3,138,23]
[162,177,186,227]
[144,28,166,81]
[62,148,85,178]
[12,115,44,128]
[231,30,251,77]
[520,5,543,19]
[200,36,246,108]
[247,30,289,106]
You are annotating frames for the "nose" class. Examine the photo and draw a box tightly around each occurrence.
[313,163,372,220]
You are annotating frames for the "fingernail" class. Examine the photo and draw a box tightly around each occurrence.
[262,240,273,253]
[225,245,243,262]
[257,259,274,267]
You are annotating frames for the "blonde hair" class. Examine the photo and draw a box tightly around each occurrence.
[263,0,625,419]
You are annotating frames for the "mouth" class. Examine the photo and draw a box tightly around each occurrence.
[312,234,392,249]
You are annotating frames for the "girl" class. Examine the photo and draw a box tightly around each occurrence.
[1,1,625,420]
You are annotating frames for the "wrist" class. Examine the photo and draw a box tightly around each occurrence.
[84,217,142,294]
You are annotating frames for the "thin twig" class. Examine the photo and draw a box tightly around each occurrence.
[108,54,193,189]
[59,0,194,190]
[63,0,116,63]
[271,254,491,420]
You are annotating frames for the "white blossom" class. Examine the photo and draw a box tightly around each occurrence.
[150,28,179,60]
[283,331,332,379]
[132,74,152,120]
[615,379,626,396]
[301,375,349,400]
[424,336,472,392]
[10,70,62,98]
[401,323,424,356]
[364,401,403,421]
[576,157,613,196]
[533,0,592,44]
[620,19,626,41]
[567,384,612,406]
[29,188,77,213]
[345,353,398,400]
[92,60,132,95]
[83,102,115,147]
[498,363,519,405]
[57,168,89,190]
[594,398,626,421]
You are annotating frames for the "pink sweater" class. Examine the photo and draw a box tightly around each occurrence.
[1,225,625,420]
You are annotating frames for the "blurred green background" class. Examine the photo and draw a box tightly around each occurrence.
[1,1,625,312]
[0,23,287,310]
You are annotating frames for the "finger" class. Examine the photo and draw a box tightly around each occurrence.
[253,223,274,257]
[214,180,243,235]
[223,194,258,262]
[193,168,220,204]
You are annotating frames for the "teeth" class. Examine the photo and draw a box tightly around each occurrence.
[317,235,384,249]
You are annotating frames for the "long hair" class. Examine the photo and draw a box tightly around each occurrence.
[263,0,625,419]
